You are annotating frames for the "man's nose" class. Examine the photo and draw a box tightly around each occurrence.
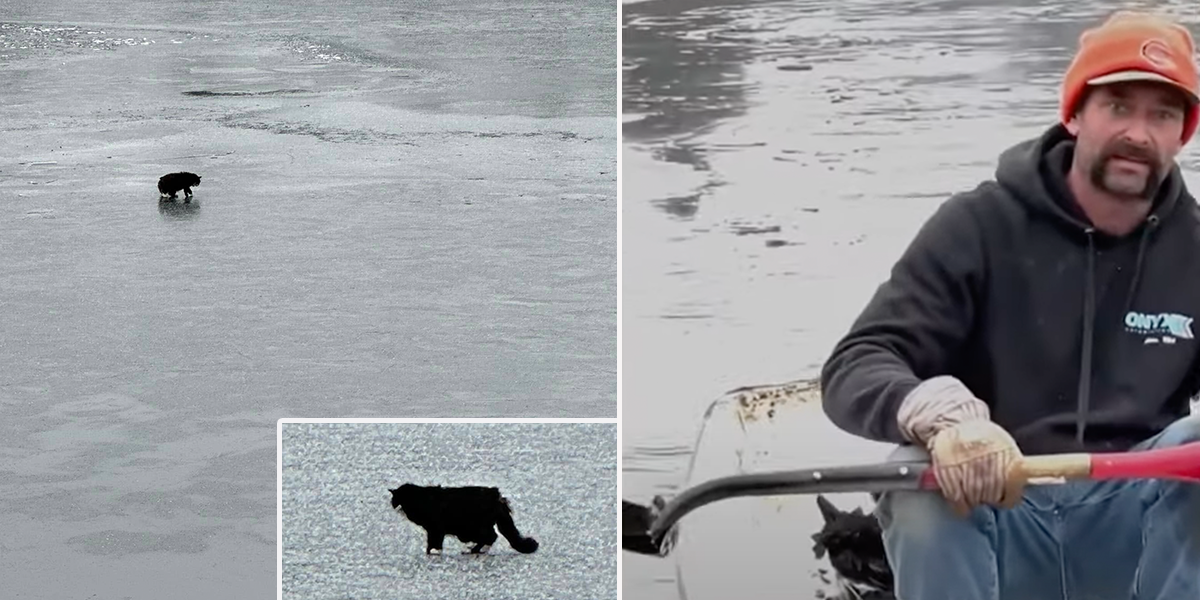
[1122,116,1155,147]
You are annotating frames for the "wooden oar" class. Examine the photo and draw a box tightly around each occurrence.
[622,441,1200,557]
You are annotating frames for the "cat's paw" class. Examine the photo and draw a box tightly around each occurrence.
[427,548,442,555]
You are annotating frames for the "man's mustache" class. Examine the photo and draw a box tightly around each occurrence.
[1102,140,1156,164]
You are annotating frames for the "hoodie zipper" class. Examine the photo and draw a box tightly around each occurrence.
[1076,228,1097,445]
[1074,216,1159,445]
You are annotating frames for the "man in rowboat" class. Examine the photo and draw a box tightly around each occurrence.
[820,11,1200,600]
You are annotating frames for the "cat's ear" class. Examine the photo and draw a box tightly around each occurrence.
[815,495,841,524]
[811,532,827,559]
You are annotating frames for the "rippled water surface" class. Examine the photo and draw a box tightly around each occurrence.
[621,1,1200,598]
[281,421,617,600]
[0,1,615,597]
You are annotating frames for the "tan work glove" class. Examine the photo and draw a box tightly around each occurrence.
[897,376,1025,517]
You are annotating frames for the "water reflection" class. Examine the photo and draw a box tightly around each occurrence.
[622,0,1181,220]
[158,200,200,221]
[622,0,765,147]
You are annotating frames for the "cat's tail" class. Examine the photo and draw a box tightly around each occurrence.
[495,496,539,554]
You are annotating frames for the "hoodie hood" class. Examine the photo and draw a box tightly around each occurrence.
[994,123,1185,238]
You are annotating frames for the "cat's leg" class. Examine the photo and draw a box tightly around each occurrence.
[469,527,498,554]
[425,530,444,555]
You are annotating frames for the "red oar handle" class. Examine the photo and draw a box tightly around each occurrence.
[1089,442,1200,483]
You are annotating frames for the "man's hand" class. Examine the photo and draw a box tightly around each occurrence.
[927,419,1025,517]
[896,375,1025,517]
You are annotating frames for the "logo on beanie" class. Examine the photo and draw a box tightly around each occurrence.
[1141,39,1177,70]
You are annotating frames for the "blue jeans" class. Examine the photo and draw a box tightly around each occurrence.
[875,415,1200,600]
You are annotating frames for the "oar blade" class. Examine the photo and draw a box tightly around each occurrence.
[622,500,663,555]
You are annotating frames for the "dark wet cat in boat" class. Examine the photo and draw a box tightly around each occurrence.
[811,495,895,600]
[388,483,540,555]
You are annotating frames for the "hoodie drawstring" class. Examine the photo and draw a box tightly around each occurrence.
[1122,215,1158,315]
[1075,216,1159,445]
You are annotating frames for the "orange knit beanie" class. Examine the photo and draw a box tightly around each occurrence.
[1060,11,1200,144]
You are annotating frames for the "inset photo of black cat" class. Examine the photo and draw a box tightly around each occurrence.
[388,483,540,556]
[158,171,201,203]
[280,420,614,597]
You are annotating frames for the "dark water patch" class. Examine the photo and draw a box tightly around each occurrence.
[650,179,724,220]
[623,0,771,144]
[447,129,599,142]
[650,143,711,171]
[708,141,765,149]
[730,223,780,236]
[183,88,313,97]
[216,115,418,145]
[764,239,798,248]
[218,114,602,146]
[652,194,700,219]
